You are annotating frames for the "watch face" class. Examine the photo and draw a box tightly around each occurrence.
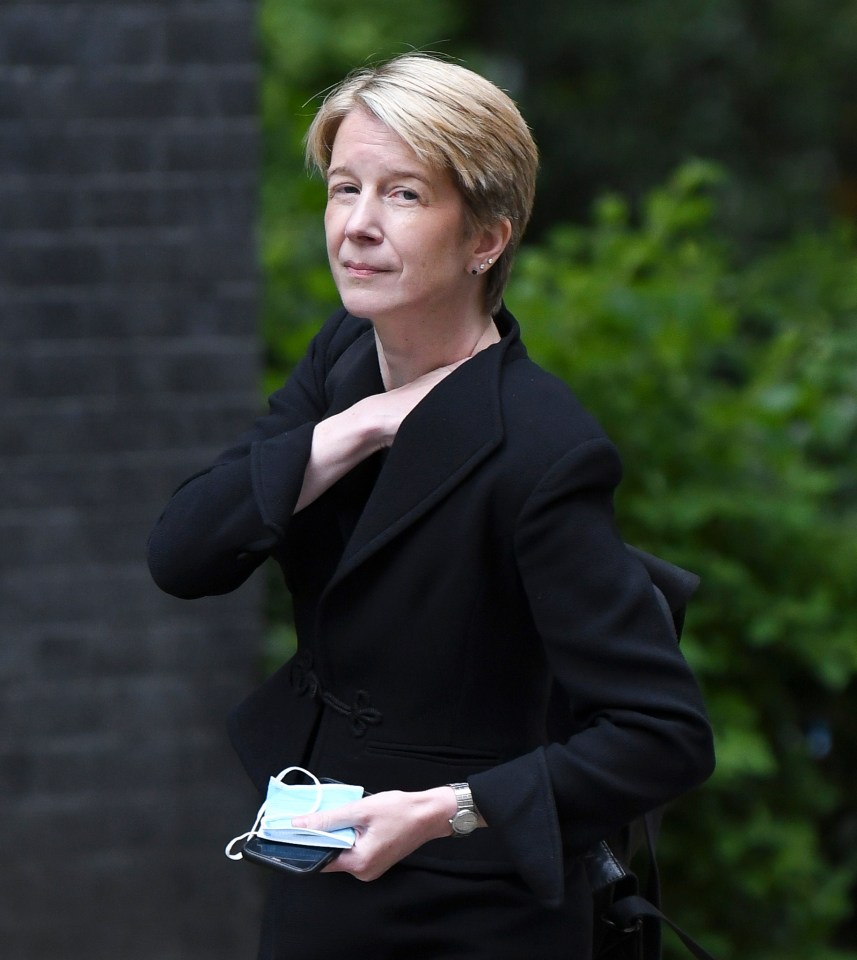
[451,809,478,835]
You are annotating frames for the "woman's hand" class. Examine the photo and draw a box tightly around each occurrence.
[289,786,459,882]
[365,359,468,446]
[295,360,465,513]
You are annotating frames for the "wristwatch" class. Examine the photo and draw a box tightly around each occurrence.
[447,782,480,836]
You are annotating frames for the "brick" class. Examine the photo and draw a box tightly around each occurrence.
[0,2,265,955]
[165,10,257,64]
[0,850,261,960]
[0,65,256,125]
[0,450,202,510]
[0,397,258,457]
[0,122,257,179]
[0,509,153,566]
[0,450,212,510]
[0,123,161,176]
[0,348,123,399]
[0,182,75,229]
[0,337,259,400]
[2,235,104,286]
[0,609,262,687]
[75,12,166,68]
[0,8,166,69]
[1,556,259,624]
[35,628,152,681]
[0,9,77,67]
[76,184,167,230]
[0,283,258,340]
[0,65,75,122]
[4,673,232,745]
[3,230,259,288]
[163,123,259,172]
[76,175,258,230]
[80,67,258,121]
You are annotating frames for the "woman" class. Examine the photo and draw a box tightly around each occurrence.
[148,54,714,959]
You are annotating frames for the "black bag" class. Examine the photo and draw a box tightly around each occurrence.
[586,547,717,960]
[586,818,716,960]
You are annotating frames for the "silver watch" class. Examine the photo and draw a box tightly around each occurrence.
[447,782,479,836]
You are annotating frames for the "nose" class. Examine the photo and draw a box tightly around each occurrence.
[344,192,382,243]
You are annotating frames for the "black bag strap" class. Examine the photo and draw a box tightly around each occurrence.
[585,548,716,960]
[602,895,717,960]
[590,815,718,960]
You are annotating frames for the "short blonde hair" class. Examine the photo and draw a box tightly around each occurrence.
[305,54,539,316]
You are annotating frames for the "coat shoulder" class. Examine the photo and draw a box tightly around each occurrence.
[501,357,612,457]
[489,357,623,511]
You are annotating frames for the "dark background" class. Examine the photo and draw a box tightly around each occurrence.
[1,2,265,957]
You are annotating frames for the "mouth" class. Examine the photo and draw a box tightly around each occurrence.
[343,261,387,278]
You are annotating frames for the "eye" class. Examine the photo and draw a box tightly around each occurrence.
[392,187,421,202]
[328,182,359,199]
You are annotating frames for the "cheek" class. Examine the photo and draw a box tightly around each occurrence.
[409,222,459,269]
[324,208,341,247]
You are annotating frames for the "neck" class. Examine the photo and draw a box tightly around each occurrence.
[374,312,500,390]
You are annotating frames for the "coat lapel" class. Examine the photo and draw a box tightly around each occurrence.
[324,310,523,590]
[323,322,384,415]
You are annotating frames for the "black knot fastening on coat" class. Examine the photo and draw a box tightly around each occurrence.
[289,651,382,737]
[336,689,383,737]
[289,651,320,698]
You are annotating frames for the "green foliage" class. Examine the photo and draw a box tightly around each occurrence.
[476,0,857,241]
[507,163,857,958]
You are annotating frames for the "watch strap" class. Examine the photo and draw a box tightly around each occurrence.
[447,782,479,836]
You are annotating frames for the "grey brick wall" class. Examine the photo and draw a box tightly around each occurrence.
[0,3,266,957]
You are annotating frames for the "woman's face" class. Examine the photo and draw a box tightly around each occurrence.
[324,109,480,327]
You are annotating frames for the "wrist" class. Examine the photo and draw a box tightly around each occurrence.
[317,401,388,462]
[445,782,484,836]
[350,395,398,450]
[419,786,461,841]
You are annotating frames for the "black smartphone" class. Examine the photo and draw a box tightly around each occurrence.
[239,777,368,875]
[241,835,341,875]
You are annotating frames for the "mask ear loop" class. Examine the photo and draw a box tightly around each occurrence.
[224,765,322,860]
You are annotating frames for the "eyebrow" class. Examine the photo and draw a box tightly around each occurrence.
[326,164,431,184]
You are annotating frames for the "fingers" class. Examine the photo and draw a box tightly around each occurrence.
[290,799,364,835]
[290,796,386,881]
[322,843,386,882]
[291,791,426,882]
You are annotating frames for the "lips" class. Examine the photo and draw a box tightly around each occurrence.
[343,260,387,277]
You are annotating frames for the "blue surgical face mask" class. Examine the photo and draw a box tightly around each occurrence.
[225,766,364,859]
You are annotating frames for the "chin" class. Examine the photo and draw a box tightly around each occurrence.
[339,295,376,320]
[338,292,394,323]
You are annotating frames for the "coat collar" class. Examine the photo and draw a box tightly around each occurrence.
[323,306,526,590]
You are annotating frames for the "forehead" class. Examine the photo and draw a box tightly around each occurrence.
[329,109,431,176]
[326,108,467,212]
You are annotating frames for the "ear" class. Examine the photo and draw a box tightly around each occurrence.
[470,217,512,265]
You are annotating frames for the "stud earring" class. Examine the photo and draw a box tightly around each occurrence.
[471,268,478,275]
[487,258,494,265]
[479,262,486,271]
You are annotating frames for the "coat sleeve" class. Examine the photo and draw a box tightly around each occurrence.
[469,437,715,905]
[147,308,353,599]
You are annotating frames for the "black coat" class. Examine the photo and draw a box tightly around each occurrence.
[148,305,714,909]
